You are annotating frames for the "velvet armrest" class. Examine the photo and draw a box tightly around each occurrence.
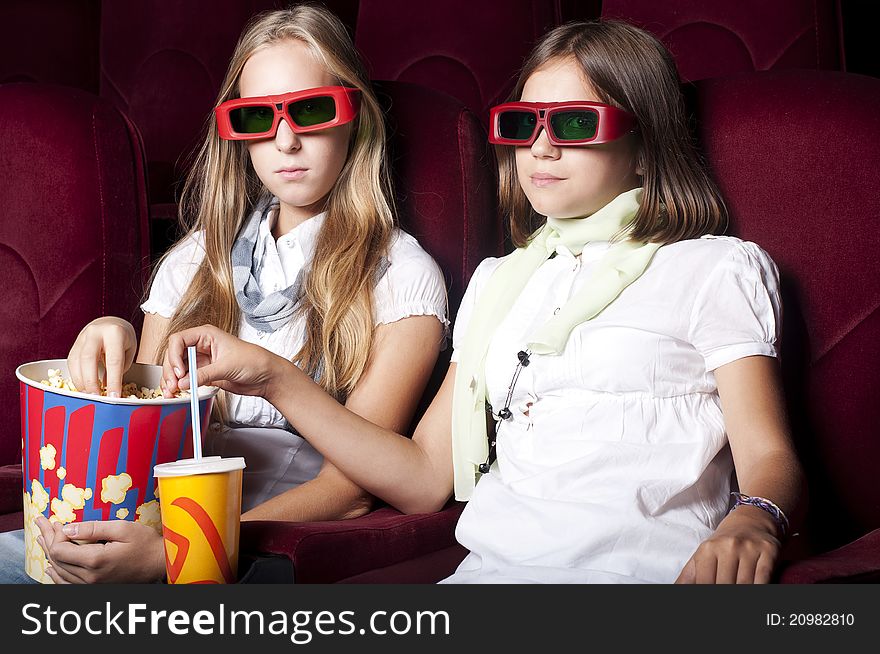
[240,502,465,584]
[779,528,880,583]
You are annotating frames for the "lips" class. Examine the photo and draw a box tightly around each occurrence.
[276,167,308,180]
[530,172,564,187]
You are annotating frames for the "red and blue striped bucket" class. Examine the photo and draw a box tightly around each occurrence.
[15,359,219,582]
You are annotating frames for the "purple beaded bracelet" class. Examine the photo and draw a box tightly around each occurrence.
[730,492,790,538]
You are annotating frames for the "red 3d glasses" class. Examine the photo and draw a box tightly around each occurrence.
[215,86,360,140]
[489,101,636,146]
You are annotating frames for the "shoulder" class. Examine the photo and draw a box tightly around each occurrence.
[463,253,508,296]
[159,230,208,269]
[388,228,437,263]
[658,235,778,279]
[383,229,446,289]
[142,231,207,317]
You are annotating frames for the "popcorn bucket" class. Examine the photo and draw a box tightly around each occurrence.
[15,359,220,583]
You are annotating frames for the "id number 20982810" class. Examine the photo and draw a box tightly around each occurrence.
[766,613,855,627]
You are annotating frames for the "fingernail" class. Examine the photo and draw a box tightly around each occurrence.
[173,367,182,377]
[62,524,78,537]
[108,391,119,398]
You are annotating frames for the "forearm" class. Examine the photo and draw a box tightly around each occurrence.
[265,362,445,514]
[727,449,807,538]
[242,477,373,522]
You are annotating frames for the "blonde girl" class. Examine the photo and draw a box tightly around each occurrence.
[24,4,447,584]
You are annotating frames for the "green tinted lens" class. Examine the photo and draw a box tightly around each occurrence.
[549,110,598,141]
[229,105,275,134]
[288,96,336,127]
[498,111,537,141]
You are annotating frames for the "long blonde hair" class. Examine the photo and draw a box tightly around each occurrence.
[154,3,395,407]
[499,20,728,247]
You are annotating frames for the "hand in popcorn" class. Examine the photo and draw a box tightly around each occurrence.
[35,515,165,584]
[163,324,292,400]
[68,317,138,397]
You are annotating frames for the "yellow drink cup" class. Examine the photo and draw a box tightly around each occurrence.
[153,456,246,584]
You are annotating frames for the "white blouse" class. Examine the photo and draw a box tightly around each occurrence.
[142,208,448,510]
[442,235,781,584]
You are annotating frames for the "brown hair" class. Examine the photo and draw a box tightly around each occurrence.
[153,3,394,410]
[499,19,727,247]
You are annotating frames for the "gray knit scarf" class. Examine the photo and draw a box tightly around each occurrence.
[232,197,390,333]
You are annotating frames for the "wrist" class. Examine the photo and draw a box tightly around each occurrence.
[151,530,167,582]
[264,356,297,406]
[725,504,781,537]
[729,492,790,539]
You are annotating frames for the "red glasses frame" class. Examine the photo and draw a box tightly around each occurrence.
[488,101,636,146]
[215,85,361,140]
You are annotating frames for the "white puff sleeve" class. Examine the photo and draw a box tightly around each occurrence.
[140,232,207,318]
[373,230,450,332]
[688,239,782,371]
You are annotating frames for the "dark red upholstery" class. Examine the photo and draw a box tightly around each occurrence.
[239,80,502,582]
[355,0,571,121]
[242,505,465,584]
[0,84,150,471]
[603,0,845,81]
[0,0,101,92]
[690,69,880,581]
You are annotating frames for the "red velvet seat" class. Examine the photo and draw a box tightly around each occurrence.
[690,69,880,582]
[0,83,150,530]
[354,0,592,121]
[0,1,101,92]
[601,0,844,81]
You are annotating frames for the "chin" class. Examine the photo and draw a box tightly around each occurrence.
[532,203,578,219]
[272,188,322,208]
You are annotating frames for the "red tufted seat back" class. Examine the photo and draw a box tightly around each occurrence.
[354,0,575,122]
[374,80,502,425]
[690,69,880,553]
[0,84,150,466]
[0,0,101,91]
[603,0,844,82]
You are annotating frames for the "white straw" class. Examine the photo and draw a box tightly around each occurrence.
[187,346,202,460]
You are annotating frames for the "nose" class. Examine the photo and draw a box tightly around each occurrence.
[274,117,301,153]
[530,126,559,159]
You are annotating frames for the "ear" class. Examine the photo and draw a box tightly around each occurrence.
[633,141,645,177]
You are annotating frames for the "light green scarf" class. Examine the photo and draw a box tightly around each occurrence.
[451,187,661,500]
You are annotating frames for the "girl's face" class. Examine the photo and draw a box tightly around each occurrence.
[515,58,641,219]
[239,39,352,225]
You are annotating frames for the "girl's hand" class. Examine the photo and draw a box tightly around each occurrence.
[67,317,138,397]
[162,324,292,399]
[674,506,781,584]
[35,516,166,584]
